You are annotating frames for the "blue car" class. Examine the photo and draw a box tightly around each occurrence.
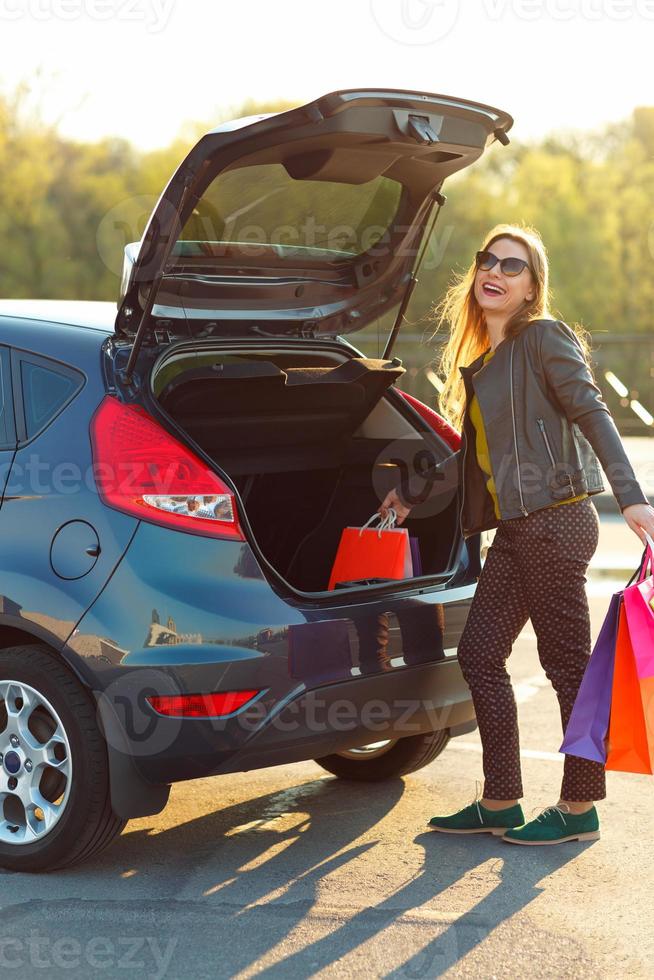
[0,88,512,871]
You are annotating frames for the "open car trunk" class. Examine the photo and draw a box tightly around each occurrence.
[151,345,461,594]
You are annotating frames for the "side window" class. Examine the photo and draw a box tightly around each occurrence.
[0,347,16,448]
[12,353,84,443]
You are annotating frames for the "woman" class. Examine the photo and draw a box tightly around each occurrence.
[378,223,654,845]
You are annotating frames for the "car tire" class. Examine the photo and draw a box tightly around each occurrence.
[0,644,126,872]
[314,730,450,782]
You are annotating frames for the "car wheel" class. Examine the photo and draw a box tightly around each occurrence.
[0,644,126,872]
[314,730,450,781]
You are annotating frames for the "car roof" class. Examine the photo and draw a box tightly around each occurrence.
[0,300,115,332]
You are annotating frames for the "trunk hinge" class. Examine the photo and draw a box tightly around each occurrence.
[122,176,195,386]
[382,189,446,361]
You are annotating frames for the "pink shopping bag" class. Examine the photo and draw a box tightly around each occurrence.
[622,532,654,680]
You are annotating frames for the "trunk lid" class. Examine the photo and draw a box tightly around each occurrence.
[115,88,512,349]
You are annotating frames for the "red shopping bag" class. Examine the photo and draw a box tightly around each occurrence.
[605,533,654,775]
[328,510,412,591]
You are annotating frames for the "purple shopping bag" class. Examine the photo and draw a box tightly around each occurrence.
[410,537,423,577]
[559,591,621,763]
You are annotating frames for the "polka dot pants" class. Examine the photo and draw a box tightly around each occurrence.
[457,496,606,802]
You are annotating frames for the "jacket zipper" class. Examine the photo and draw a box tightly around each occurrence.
[538,416,576,498]
[510,340,529,517]
[536,417,556,468]
[458,425,468,537]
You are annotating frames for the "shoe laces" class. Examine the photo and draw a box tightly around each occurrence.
[468,780,519,823]
[470,779,484,823]
[530,802,571,826]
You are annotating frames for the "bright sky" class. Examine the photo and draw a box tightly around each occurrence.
[1,0,653,148]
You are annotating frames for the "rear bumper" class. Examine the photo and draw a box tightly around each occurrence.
[99,657,474,789]
[216,658,475,774]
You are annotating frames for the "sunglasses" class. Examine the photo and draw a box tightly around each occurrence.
[475,250,531,277]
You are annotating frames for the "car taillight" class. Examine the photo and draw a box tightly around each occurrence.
[90,395,244,540]
[146,691,260,718]
[397,390,461,452]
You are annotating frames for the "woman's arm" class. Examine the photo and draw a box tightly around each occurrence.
[539,320,654,542]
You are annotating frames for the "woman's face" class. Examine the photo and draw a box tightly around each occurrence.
[473,237,535,322]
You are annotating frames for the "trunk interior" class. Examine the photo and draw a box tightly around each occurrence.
[151,345,461,594]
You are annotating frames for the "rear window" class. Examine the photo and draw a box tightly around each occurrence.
[175,163,403,263]
[18,357,84,441]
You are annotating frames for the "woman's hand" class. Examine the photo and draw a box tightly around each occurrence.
[621,502,654,547]
[378,487,412,526]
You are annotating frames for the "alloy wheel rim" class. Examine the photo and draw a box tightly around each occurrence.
[0,681,72,845]
[337,739,398,761]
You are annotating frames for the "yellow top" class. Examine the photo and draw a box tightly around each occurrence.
[468,348,588,519]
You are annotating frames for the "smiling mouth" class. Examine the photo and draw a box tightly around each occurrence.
[482,282,505,296]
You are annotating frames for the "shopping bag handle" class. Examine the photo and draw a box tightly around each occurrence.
[637,530,654,584]
[360,508,397,538]
[626,530,654,587]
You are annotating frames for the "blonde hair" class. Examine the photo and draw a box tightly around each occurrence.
[427,223,593,431]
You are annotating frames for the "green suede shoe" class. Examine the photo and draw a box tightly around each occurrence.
[503,804,600,845]
[428,797,525,835]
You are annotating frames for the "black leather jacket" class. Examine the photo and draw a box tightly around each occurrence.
[398,318,648,539]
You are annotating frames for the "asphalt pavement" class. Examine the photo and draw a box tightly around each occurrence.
[0,511,653,978]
